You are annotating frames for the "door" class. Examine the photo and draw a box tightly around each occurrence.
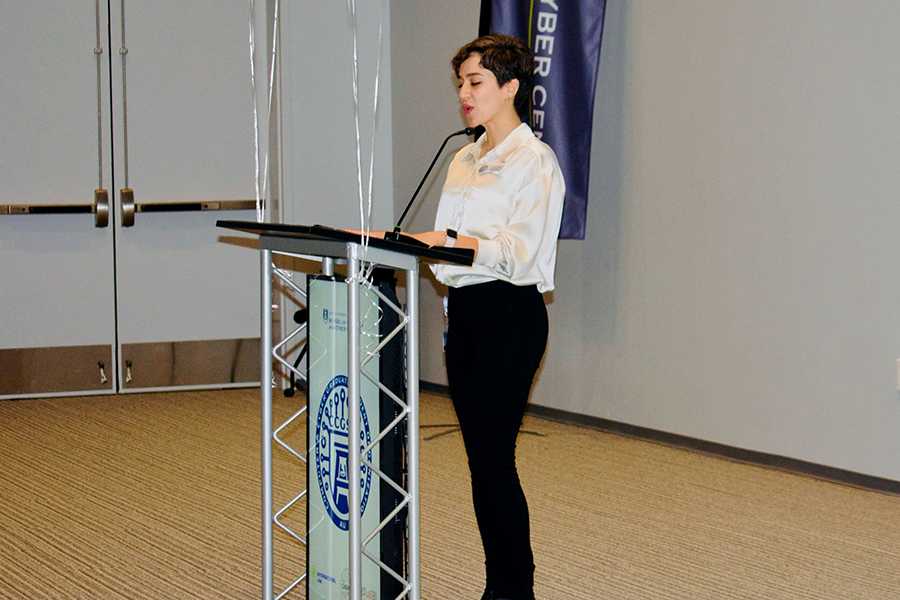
[0,1,118,398]
[0,1,261,399]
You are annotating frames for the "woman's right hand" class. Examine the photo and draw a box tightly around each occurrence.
[344,229,386,239]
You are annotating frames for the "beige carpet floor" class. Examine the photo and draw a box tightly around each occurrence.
[1,388,898,599]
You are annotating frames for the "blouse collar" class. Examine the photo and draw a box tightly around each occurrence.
[463,122,534,163]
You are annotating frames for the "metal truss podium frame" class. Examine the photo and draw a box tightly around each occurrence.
[217,221,473,600]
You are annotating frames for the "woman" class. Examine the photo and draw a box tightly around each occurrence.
[428,34,565,600]
[360,34,565,600]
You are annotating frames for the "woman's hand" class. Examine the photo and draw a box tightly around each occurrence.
[410,230,447,247]
[413,230,479,259]
[344,229,387,239]
[345,229,444,246]
[343,229,477,259]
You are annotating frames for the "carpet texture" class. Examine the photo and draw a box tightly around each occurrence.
[1,388,898,599]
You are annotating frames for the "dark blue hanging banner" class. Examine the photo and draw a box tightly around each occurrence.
[486,0,607,240]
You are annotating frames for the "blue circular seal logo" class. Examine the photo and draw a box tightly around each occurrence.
[315,375,373,531]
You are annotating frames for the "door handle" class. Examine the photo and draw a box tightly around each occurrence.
[2,204,93,215]
[2,190,110,228]
[121,188,135,227]
[136,199,258,213]
[94,189,109,228]
[117,197,257,225]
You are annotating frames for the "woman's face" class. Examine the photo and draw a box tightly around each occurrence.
[457,53,516,129]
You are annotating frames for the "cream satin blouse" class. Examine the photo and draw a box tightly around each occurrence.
[431,123,566,293]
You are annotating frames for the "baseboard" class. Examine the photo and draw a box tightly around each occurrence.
[419,381,451,396]
[419,381,900,496]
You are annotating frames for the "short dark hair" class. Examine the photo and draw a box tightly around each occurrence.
[452,34,534,124]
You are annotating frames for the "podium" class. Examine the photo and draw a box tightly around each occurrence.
[217,220,473,600]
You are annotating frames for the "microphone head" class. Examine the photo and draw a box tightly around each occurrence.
[452,127,477,137]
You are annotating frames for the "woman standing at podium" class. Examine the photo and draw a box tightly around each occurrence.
[418,34,566,600]
[353,33,564,600]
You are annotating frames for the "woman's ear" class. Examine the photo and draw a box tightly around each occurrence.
[504,78,520,101]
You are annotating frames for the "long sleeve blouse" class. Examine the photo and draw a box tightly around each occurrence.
[431,123,566,293]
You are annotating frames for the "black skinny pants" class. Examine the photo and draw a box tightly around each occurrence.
[446,281,548,600]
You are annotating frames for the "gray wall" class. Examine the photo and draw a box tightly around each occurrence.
[390,0,482,373]
[280,0,394,228]
[390,0,900,481]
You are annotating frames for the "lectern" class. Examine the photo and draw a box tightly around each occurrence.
[217,220,473,600]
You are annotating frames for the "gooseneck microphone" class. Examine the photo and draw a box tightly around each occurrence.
[385,127,475,244]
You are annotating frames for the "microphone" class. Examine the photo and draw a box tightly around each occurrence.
[385,127,475,244]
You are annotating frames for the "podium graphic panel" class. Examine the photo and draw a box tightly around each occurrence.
[307,277,382,599]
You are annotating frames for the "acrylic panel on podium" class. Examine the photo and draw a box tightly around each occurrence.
[307,276,383,599]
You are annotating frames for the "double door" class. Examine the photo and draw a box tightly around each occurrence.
[0,1,262,398]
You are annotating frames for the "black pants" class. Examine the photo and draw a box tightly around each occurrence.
[446,281,548,600]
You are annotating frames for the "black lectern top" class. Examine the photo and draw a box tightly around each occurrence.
[217,220,474,266]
